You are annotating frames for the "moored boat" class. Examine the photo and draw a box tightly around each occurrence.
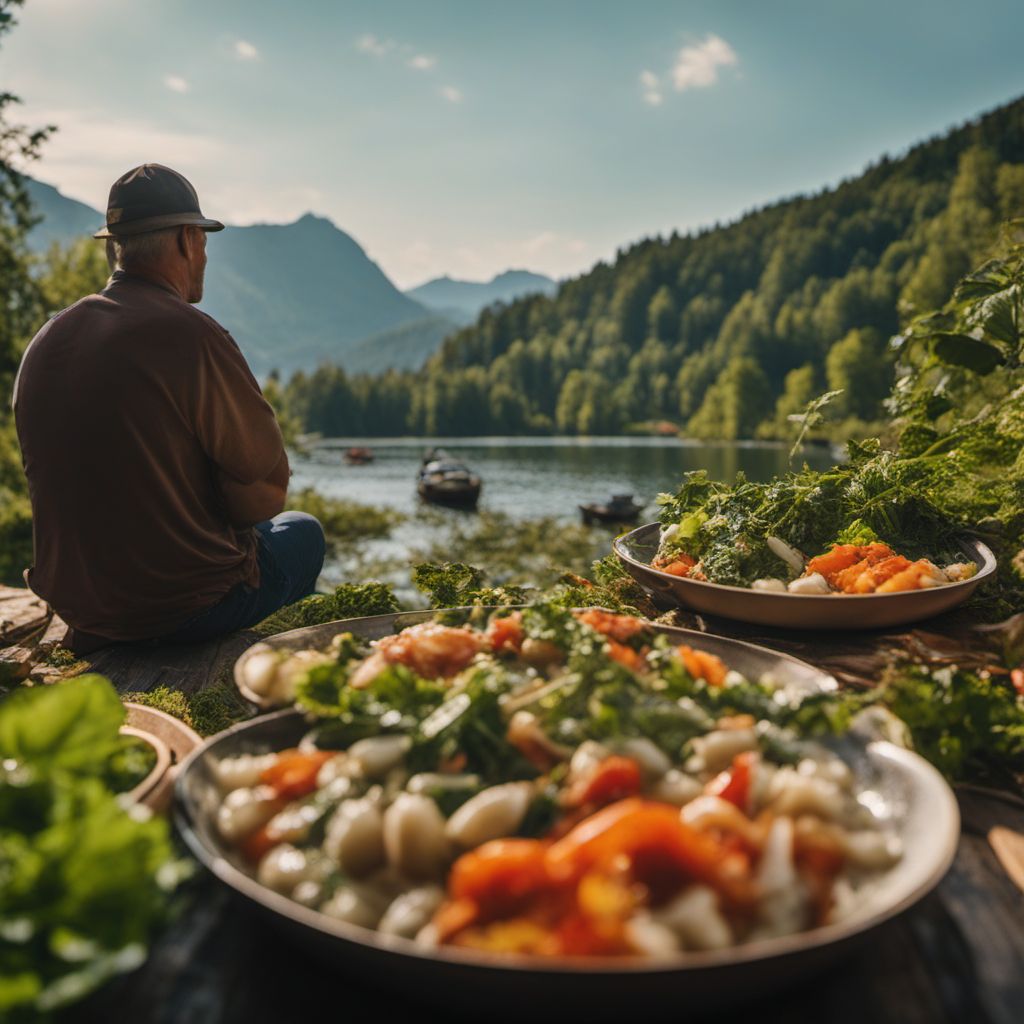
[344,446,375,465]
[579,493,643,526]
[417,449,482,508]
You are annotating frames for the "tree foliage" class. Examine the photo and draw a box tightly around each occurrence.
[282,98,1024,441]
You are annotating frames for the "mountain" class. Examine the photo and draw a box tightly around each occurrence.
[200,215,426,376]
[406,269,557,322]
[24,178,104,250]
[344,313,459,374]
[21,186,432,376]
[282,95,1024,439]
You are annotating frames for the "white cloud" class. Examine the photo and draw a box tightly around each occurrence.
[566,239,588,255]
[522,230,557,255]
[235,40,259,60]
[408,54,436,71]
[163,74,189,94]
[640,69,663,106]
[671,34,738,91]
[356,34,394,57]
[440,85,463,103]
[12,107,224,211]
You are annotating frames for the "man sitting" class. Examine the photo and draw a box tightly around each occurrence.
[13,163,324,652]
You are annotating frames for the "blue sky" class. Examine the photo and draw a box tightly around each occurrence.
[5,0,1024,287]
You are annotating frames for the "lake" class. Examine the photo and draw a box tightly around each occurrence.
[290,436,839,520]
[289,437,840,592]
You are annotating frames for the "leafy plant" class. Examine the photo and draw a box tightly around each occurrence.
[0,675,185,1021]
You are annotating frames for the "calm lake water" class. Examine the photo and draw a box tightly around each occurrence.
[290,437,840,592]
[291,436,838,520]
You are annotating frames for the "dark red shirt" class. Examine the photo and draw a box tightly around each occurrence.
[13,270,284,641]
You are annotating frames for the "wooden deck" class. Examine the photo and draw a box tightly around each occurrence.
[0,583,258,695]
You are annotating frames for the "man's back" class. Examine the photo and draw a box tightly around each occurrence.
[14,270,285,640]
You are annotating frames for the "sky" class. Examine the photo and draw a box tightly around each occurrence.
[4,0,1024,289]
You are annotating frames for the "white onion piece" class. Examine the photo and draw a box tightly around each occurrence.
[377,886,446,939]
[767,536,805,573]
[383,793,451,880]
[787,573,831,595]
[444,782,532,848]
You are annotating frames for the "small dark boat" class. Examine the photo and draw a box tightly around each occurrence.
[417,449,482,508]
[579,493,643,526]
[344,446,375,465]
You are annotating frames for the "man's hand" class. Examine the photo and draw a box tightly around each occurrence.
[218,449,290,528]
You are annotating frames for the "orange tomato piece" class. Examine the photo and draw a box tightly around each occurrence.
[832,558,871,592]
[677,645,728,686]
[565,755,643,809]
[805,544,863,582]
[239,820,285,863]
[875,562,931,593]
[705,751,758,812]
[848,555,912,593]
[807,542,897,586]
[433,897,482,943]
[605,640,647,673]
[448,839,553,912]
[486,611,524,655]
[545,798,752,904]
[259,749,334,800]
[574,609,648,642]
[653,552,697,577]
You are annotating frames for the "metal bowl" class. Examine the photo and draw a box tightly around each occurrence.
[180,612,959,1018]
[233,609,836,711]
[614,523,997,631]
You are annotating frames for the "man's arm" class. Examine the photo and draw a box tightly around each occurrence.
[218,449,290,528]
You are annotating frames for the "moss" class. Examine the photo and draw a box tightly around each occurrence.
[121,682,250,737]
[43,646,80,669]
[252,581,400,637]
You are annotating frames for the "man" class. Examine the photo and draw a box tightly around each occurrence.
[14,163,324,652]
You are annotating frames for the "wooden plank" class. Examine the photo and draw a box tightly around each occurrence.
[80,629,259,696]
[0,585,49,645]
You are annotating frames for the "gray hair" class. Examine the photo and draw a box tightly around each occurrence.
[111,227,180,270]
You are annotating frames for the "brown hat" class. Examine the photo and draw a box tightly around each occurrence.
[94,163,225,238]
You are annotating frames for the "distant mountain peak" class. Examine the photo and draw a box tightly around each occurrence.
[405,269,557,322]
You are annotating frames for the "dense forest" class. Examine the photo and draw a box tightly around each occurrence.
[280,96,1024,439]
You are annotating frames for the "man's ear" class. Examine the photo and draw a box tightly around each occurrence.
[176,225,191,259]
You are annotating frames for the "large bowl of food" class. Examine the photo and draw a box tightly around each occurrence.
[615,523,995,630]
[177,606,958,1017]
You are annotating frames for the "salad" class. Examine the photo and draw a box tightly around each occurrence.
[653,452,979,593]
[218,606,902,959]
[653,536,977,596]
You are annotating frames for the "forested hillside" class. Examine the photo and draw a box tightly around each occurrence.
[283,96,1024,438]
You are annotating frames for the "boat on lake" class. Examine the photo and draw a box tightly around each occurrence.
[579,493,643,526]
[344,446,375,465]
[417,449,482,508]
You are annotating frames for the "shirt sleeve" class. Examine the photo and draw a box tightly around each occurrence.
[191,317,285,485]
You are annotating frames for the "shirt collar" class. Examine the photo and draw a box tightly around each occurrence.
[105,268,181,299]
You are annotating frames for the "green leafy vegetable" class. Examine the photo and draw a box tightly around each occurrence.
[657,441,964,586]
[0,676,185,1021]
[0,675,125,776]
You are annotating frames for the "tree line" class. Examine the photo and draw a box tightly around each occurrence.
[277,97,1024,440]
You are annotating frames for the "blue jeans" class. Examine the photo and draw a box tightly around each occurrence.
[159,512,326,645]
